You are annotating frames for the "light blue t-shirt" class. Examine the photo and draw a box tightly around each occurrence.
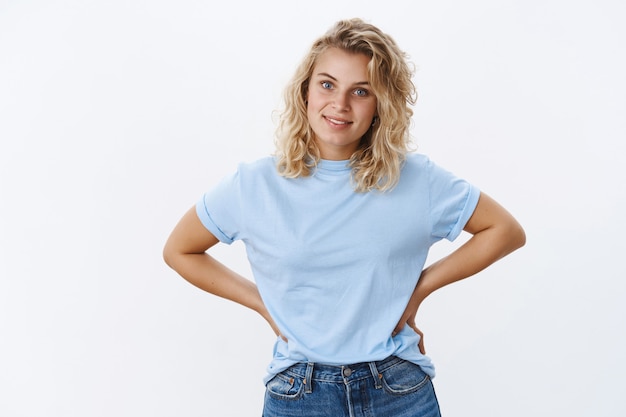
[196,153,480,383]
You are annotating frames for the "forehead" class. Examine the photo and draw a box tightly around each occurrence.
[312,48,371,82]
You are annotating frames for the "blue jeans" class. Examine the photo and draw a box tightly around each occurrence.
[263,356,441,417]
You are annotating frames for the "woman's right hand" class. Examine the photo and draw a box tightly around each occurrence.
[163,207,277,332]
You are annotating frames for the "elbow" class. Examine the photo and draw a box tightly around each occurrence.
[162,247,173,269]
[508,220,526,252]
[515,226,527,250]
[162,242,178,270]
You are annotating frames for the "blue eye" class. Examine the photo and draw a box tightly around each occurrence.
[354,88,369,97]
[321,81,333,89]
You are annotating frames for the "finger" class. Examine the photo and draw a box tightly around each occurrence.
[418,335,426,354]
[414,327,425,354]
[392,320,407,336]
[406,322,426,354]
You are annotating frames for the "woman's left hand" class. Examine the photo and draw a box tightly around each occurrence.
[392,192,526,357]
[393,309,426,354]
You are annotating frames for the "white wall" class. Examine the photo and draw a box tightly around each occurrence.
[1,0,624,416]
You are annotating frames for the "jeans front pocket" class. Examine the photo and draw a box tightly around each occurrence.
[265,372,305,401]
[380,359,431,396]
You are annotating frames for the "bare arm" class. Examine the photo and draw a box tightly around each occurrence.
[163,207,281,337]
[394,192,526,352]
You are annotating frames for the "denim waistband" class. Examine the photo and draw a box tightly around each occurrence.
[280,356,406,392]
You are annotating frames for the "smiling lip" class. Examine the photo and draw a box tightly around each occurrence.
[324,116,352,126]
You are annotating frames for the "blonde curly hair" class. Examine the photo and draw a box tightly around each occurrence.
[275,18,417,192]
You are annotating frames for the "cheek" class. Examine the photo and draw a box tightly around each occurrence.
[305,97,316,117]
[358,101,378,120]
[306,90,323,110]
[306,98,327,123]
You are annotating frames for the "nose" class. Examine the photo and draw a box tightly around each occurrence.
[332,92,350,111]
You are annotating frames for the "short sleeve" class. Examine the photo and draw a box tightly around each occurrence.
[195,170,242,244]
[427,159,480,241]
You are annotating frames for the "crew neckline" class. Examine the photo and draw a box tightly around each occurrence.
[317,159,351,173]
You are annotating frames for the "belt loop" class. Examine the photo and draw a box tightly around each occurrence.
[368,361,383,389]
[304,362,314,394]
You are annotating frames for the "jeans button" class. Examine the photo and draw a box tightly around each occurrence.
[343,367,352,377]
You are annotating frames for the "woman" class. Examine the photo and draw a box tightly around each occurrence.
[163,18,525,417]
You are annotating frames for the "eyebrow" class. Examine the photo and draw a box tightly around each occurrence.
[316,72,370,86]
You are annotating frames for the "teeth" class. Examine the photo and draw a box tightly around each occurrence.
[327,117,348,125]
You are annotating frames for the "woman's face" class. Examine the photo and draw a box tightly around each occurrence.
[306,48,377,160]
